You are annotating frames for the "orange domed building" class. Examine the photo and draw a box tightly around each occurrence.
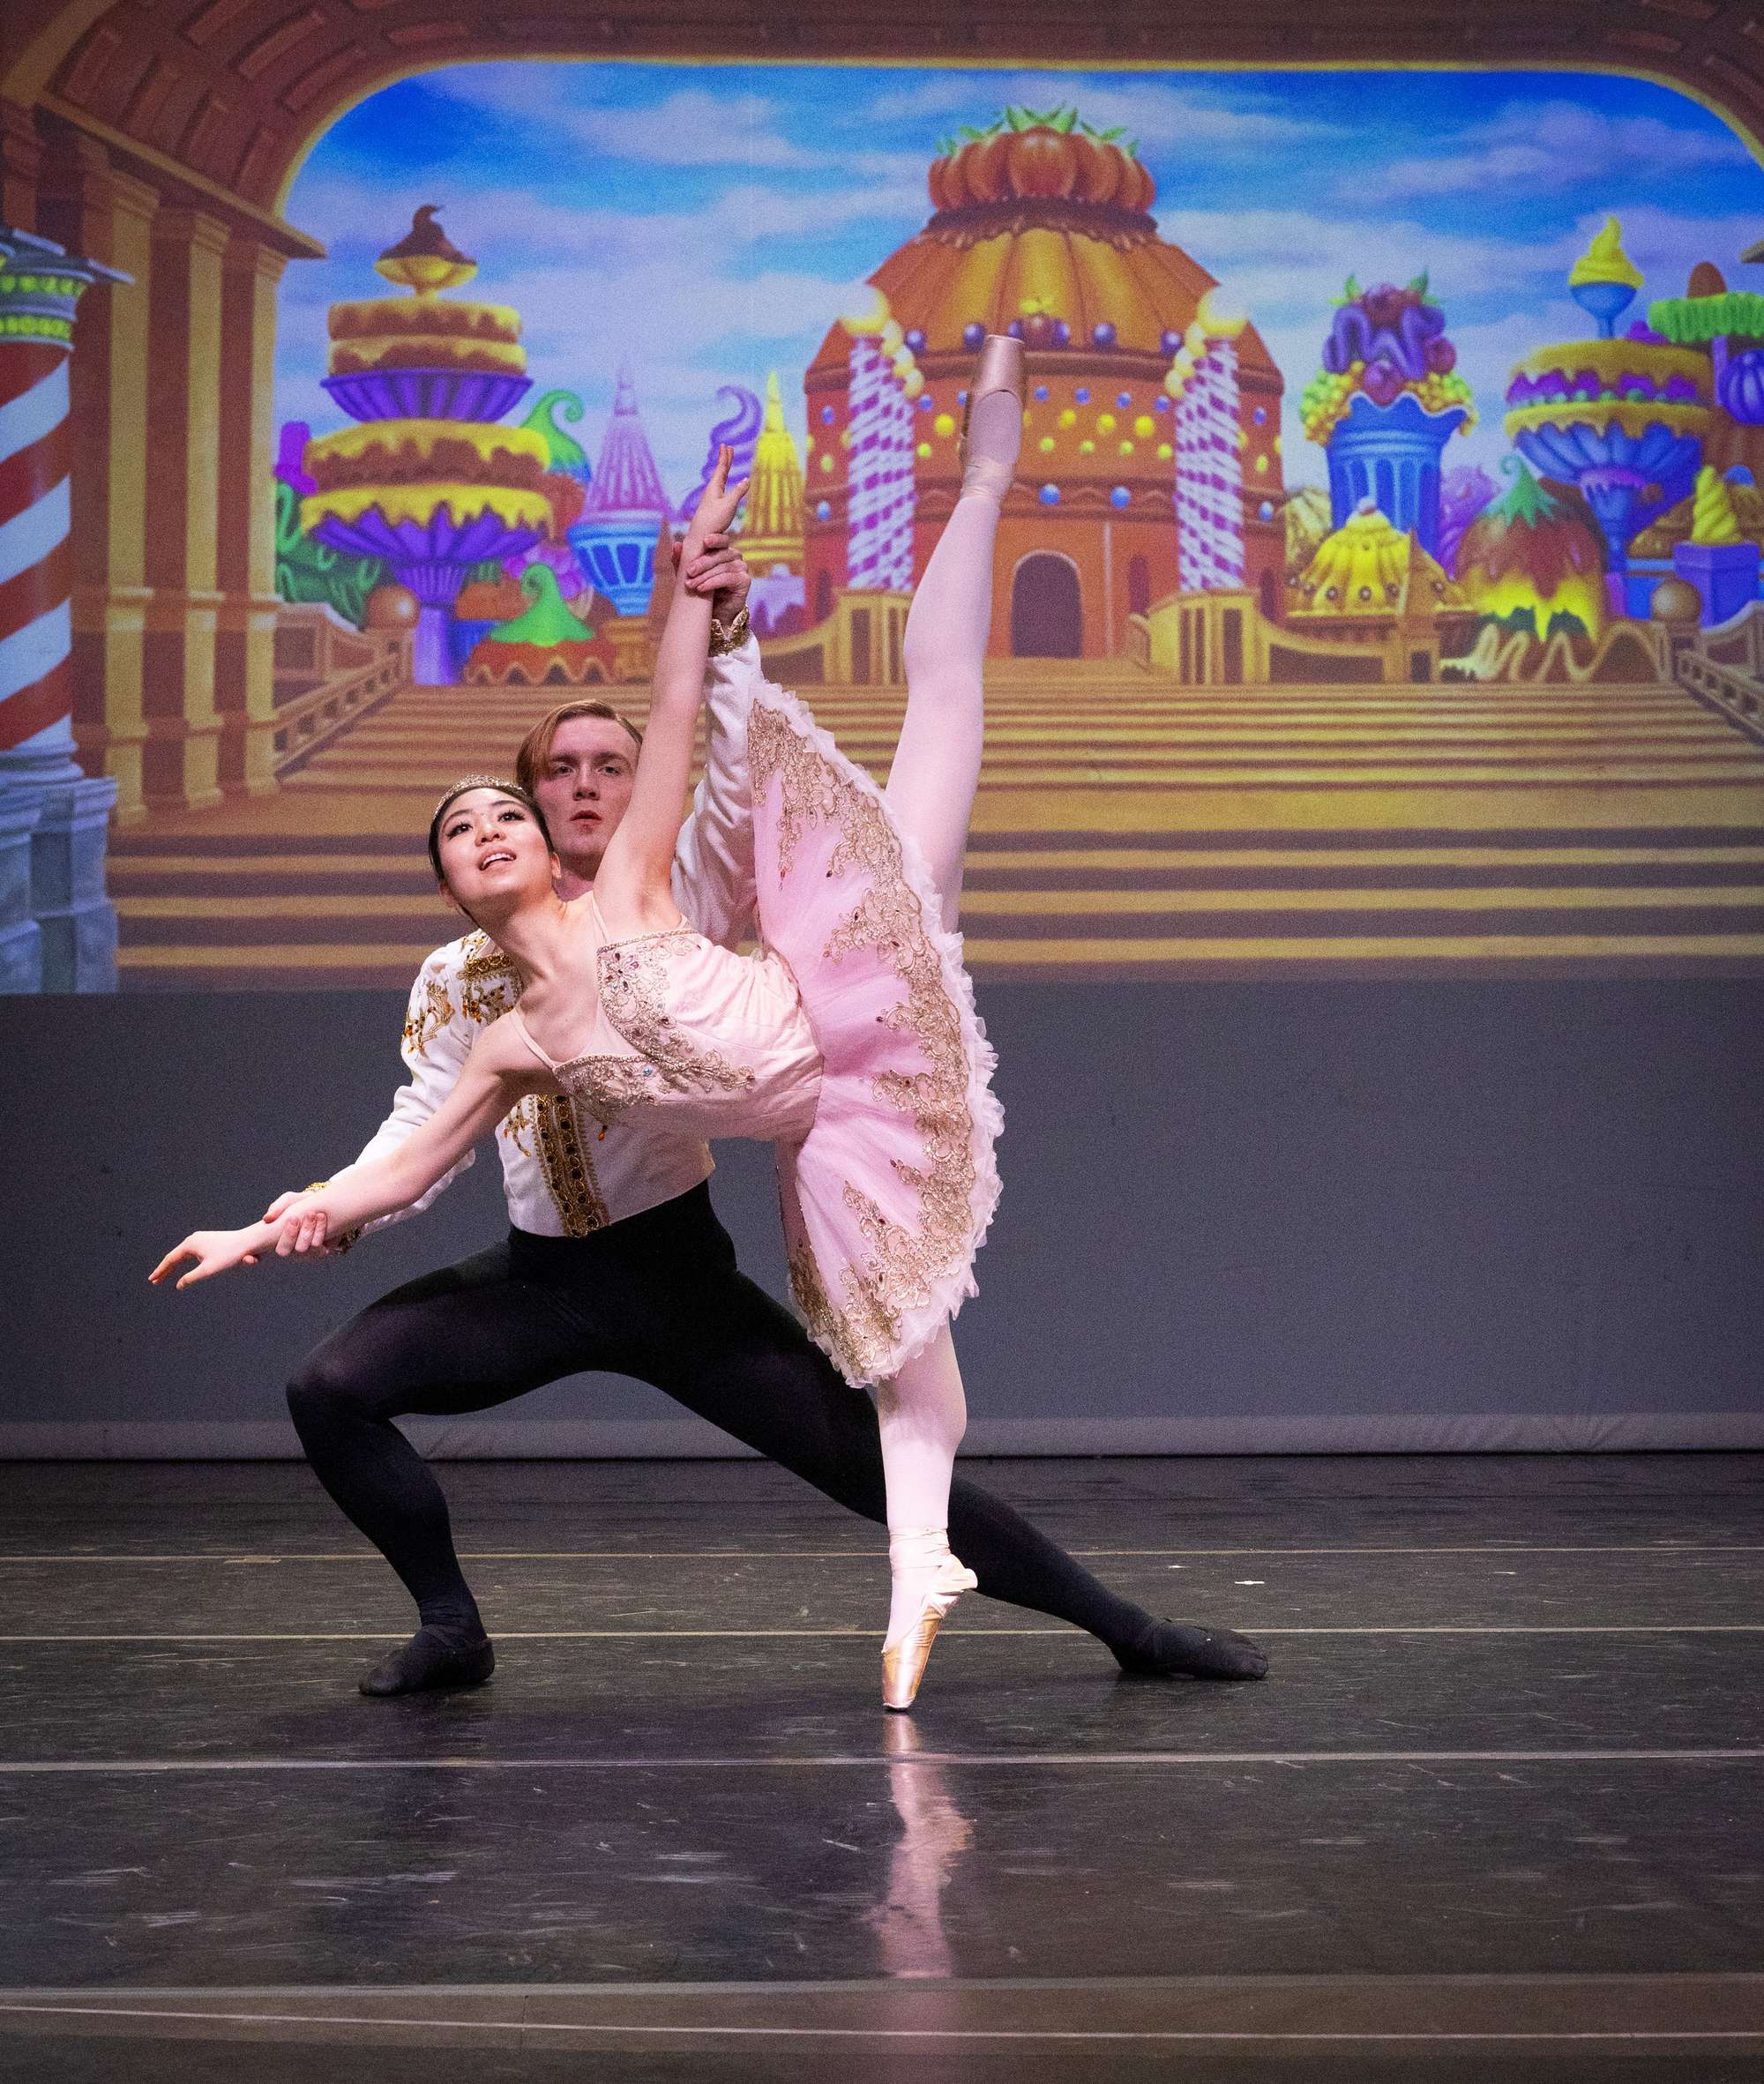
[803,109,1287,660]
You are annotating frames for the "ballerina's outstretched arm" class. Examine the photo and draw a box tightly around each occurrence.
[149,1021,536,1289]
[594,446,749,942]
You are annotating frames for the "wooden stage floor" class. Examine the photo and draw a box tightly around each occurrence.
[0,1452,1759,2081]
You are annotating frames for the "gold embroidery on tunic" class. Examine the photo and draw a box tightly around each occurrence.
[787,1237,838,1349]
[460,930,519,1025]
[500,1094,536,1160]
[532,1092,608,1234]
[402,974,454,1058]
[747,697,978,1384]
[460,930,512,982]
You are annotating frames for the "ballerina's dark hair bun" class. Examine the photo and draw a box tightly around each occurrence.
[427,775,553,882]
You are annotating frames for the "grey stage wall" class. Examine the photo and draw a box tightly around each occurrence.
[1,979,1760,1457]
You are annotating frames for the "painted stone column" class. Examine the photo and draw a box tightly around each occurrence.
[141,206,228,812]
[0,226,128,992]
[37,131,157,825]
[0,101,43,233]
[215,234,286,797]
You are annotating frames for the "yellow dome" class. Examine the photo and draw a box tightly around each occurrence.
[1290,500,1464,617]
[807,115,1279,378]
[740,370,805,574]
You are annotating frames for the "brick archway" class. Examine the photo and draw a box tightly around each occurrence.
[8,2,1764,221]
[1,0,1762,821]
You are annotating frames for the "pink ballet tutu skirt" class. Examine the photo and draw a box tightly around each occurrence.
[747,679,1002,1389]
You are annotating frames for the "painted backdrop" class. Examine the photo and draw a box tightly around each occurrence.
[18,63,1764,989]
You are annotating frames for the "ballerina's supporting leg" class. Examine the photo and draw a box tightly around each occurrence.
[871,366,1023,1700]
[877,1326,975,1682]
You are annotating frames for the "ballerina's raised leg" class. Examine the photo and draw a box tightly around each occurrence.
[874,337,1024,1710]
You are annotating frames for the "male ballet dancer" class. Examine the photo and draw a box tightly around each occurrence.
[269,528,1267,1697]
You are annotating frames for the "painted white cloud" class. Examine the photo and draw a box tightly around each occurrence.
[398,64,831,170]
[287,161,930,284]
[858,70,1328,152]
[1580,202,1764,296]
[1154,205,1569,317]
[1357,98,1749,203]
[562,87,829,169]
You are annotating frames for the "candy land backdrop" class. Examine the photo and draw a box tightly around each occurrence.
[9,61,1764,990]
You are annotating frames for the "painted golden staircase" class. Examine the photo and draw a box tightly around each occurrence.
[108,662,1764,988]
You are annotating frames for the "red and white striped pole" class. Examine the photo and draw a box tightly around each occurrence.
[0,228,128,992]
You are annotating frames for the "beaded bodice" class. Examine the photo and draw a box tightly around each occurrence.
[507,900,820,1145]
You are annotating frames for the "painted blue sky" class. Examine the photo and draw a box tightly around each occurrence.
[277,63,1764,500]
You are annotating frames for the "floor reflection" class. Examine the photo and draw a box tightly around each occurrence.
[863,1715,975,1978]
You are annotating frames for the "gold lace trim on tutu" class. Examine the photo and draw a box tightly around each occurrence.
[749,701,976,1383]
[546,934,758,1129]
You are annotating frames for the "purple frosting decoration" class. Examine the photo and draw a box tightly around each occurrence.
[1506,364,1702,409]
[1323,292,1446,381]
[274,421,316,496]
[311,504,544,588]
[321,369,532,425]
[678,384,764,523]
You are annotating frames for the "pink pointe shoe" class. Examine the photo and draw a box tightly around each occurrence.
[880,1547,978,1712]
[958,334,1026,498]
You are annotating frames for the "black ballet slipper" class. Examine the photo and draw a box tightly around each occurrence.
[358,1625,496,1697]
[1112,1619,1269,1683]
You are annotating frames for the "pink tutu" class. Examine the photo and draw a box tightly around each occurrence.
[747,680,1003,1387]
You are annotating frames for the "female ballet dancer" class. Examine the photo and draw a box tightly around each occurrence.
[156,340,1031,1707]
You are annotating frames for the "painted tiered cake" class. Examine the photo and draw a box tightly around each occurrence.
[327,297,525,379]
[318,205,531,424]
[299,208,553,683]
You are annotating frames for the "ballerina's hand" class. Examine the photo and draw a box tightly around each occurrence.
[150,1228,265,1290]
[686,445,749,546]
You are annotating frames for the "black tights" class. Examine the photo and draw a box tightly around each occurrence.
[285,1186,1159,1653]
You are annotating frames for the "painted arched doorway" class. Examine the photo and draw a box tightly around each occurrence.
[1011,553,1083,659]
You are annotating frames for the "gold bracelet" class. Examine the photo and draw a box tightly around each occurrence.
[707,605,751,657]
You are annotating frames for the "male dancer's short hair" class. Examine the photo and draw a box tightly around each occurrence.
[515,700,645,800]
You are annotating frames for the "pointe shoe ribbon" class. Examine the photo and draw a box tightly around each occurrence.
[880,1553,978,1712]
